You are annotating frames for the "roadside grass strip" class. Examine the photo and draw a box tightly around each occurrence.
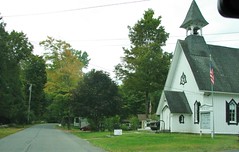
[73,131,239,152]
[0,127,23,139]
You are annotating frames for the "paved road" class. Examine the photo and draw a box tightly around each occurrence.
[0,124,106,152]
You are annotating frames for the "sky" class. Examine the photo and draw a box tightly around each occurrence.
[1,0,239,80]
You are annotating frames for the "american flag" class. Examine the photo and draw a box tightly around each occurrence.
[210,63,214,85]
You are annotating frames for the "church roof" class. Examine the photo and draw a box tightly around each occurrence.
[180,0,208,29]
[164,91,192,114]
[179,35,239,93]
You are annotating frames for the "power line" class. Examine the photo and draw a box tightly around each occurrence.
[69,38,128,42]
[30,39,239,49]
[204,31,239,36]
[165,39,239,45]
[3,0,150,18]
[29,31,239,44]
[169,31,239,38]
[207,39,239,43]
[87,63,113,73]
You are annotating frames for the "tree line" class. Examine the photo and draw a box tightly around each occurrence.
[0,9,172,130]
[0,19,47,124]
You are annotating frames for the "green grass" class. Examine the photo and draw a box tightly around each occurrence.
[0,127,23,139]
[72,131,239,152]
[0,124,32,139]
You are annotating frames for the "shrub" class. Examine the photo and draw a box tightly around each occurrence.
[129,116,139,130]
[121,123,131,131]
[103,115,121,131]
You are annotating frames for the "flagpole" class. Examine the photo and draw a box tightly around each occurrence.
[210,54,215,139]
[211,76,214,139]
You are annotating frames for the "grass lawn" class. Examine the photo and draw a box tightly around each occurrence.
[72,130,239,152]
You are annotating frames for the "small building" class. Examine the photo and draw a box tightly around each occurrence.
[137,114,149,129]
[156,0,239,134]
[73,117,89,129]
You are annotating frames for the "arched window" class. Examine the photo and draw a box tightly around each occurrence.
[226,99,238,125]
[179,115,184,124]
[194,101,200,124]
[229,102,236,122]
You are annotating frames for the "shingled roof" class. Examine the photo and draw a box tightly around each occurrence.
[179,35,239,93]
[180,0,208,29]
[164,91,192,114]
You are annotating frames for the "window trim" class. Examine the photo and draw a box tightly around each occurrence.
[226,99,239,125]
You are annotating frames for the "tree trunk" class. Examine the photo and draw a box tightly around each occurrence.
[145,91,149,119]
[67,106,71,130]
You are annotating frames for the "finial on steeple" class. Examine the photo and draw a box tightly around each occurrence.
[180,0,208,36]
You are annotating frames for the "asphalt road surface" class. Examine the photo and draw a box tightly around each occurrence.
[0,123,106,152]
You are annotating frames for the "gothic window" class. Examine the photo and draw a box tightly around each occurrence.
[194,101,200,124]
[179,115,184,124]
[226,99,239,125]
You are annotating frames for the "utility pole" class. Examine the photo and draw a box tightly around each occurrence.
[28,84,32,124]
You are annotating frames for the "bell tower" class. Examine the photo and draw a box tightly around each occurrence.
[180,0,208,36]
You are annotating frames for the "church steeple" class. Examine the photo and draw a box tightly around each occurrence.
[180,0,208,36]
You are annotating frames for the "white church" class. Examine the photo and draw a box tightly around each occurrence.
[156,0,239,134]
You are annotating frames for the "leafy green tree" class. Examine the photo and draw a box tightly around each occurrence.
[119,85,145,118]
[22,55,47,121]
[72,70,122,131]
[40,37,89,128]
[0,21,11,123]
[0,18,33,124]
[115,9,172,118]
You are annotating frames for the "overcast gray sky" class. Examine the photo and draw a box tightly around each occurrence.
[1,0,239,79]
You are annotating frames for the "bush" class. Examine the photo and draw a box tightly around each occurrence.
[103,115,120,131]
[129,116,139,130]
[121,123,131,131]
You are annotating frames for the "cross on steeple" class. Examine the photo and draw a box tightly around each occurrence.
[180,0,208,36]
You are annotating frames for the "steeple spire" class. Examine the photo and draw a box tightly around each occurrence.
[180,0,208,36]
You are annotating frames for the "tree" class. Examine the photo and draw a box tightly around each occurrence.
[115,9,172,118]
[40,37,89,128]
[0,18,33,124]
[40,36,90,69]
[72,70,122,131]
[119,85,145,118]
[21,55,47,121]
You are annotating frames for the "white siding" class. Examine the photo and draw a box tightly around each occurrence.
[171,114,193,133]
[203,93,239,134]
[165,41,202,133]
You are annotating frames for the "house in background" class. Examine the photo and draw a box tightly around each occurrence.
[156,0,239,134]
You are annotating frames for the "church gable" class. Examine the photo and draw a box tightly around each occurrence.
[164,41,199,93]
